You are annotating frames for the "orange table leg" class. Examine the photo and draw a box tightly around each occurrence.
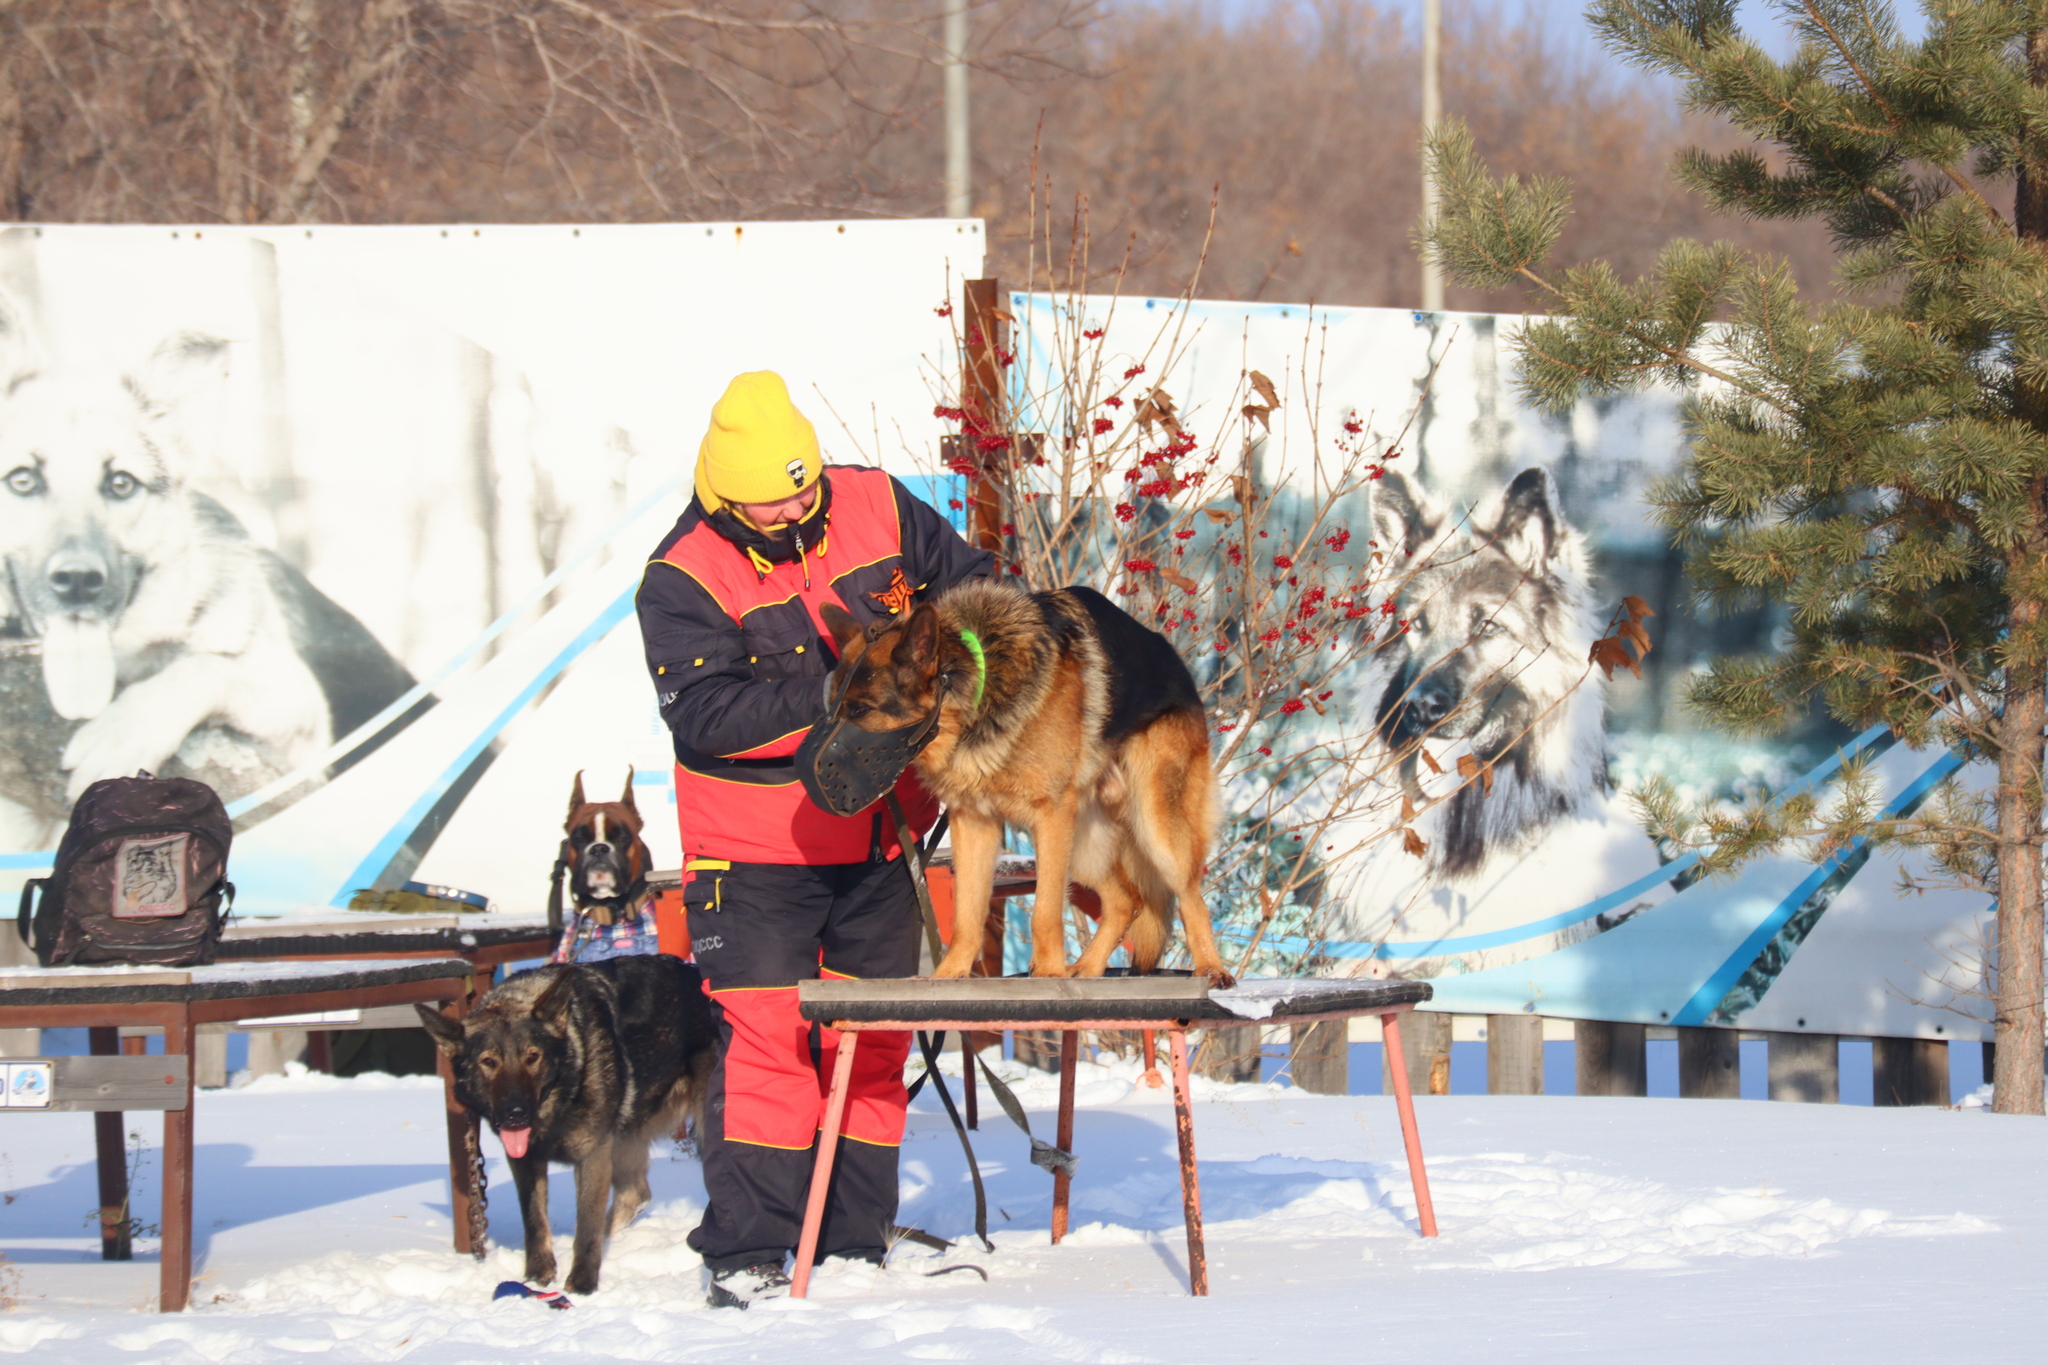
[1380,1010,1438,1237]
[790,1030,860,1299]
[1050,1029,1078,1244]
[1168,1028,1208,1295]
[1140,1028,1164,1088]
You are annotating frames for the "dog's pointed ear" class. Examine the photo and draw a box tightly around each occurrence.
[903,603,941,672]
[0,282,40,391]
[416,1004,466,1058]
[567,769,586,820]
[126,333,230,474]
[532,970,576,1030]
[819,602,864,654]
[1489,468,1563,574]
[1371,471,1447,561]
[619,766,638,817]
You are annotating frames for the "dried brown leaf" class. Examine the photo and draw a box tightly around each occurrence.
[1242,403,1272,430]
[1399,795,1416,823]
[1619,619,1653,657]
[1249,370,1279,408]
[1402,827,1427,858]
[1456,753,1479,780]
[1622,594,1655,623]
[1231,475,1255,507]
[1204,508,1236,525]
[1162,567,1199,593]
[1589,637,1641,680]
[1418,747,1443,775]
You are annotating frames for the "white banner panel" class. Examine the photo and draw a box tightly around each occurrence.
[1014,294,1995,1041]
[0,221,980,917]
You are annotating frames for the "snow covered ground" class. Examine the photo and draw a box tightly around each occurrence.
[1,1053,2040,1363]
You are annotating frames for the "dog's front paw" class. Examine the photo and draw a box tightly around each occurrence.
[1194,963,1237,990]
[524,1251,558,1286]
[929,958,974,979]
[1029,958,1075,978]
[61,702,180,800]
[563,1263,600,1296]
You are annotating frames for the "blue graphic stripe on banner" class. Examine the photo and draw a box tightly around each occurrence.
[1262,853,1703,959]
[1669,748,1965,1027]
[223,479,683,822]
[330,586,638,905]
[1271,722,1898,962]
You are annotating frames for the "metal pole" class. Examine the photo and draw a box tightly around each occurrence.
[1420,0,1444,312]
[944,0,971,219]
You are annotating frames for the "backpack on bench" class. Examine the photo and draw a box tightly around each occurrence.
[15,772,235,967]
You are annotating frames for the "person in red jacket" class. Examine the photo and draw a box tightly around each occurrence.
[637,371,993,1308]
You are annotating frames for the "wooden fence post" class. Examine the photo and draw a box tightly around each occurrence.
[1196,1024,1263,1082]
[1677,1026,1740,1098]
[960,277,1008,556]
[1574,1020,1647,1096]
[1873,1036,1948,1106]
[1384,1010,1451,1096]
[1014,1029,1061,1073]
[1765,1032,1837,1103]
[1289,1019,1348,1094]
[1486,1014,1543,1094]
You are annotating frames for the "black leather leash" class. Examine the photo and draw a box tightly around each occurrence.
[885,795,1079,1213]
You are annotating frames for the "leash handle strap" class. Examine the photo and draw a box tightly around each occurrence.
[887,792,947,967]
[546,840,570,937]
[973,1051,1077,1178]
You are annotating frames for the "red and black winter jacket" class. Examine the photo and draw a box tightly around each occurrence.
[637,465,995,864]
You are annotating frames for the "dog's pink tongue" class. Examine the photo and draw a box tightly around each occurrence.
[41,614,116,721]
[500,1127,531,1159]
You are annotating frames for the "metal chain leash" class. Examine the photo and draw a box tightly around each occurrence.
[464,1123,489,1260]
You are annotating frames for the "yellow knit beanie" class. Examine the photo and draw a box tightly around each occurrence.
[694,371,822,510]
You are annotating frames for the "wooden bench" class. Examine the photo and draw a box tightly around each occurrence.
[0,958,478,1311]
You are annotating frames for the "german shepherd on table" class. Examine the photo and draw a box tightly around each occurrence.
[818,579,1234,986]
[418,957,716,1294]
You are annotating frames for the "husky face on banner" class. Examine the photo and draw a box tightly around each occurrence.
[1370,466,1611,882]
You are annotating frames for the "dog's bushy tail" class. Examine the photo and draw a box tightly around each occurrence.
[1124,900,1171,974]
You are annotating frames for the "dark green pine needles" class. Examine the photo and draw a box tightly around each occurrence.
[1422,0,2048,1114]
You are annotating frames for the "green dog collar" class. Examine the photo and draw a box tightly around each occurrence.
[957,628,987,709]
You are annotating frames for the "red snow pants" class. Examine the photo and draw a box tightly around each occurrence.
[681,855,918,1270]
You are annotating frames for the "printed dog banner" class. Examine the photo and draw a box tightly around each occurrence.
[0,222,980,917]
[1013,295,1996,1042]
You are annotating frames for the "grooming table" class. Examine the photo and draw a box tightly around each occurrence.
[793,976,1437,1297]
[0,958,477,1311]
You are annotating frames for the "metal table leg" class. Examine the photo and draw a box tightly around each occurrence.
[790,1031,860,1299]
[1049,1029,1078,1243]
[1379,1010,1438,1237]
[1168,1028,1207,1295]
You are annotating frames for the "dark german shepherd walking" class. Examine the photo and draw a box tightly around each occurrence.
[418,956,716,1294]
[819,579,1232,986]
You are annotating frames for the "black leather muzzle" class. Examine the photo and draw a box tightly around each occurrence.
[796,704,942,817]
